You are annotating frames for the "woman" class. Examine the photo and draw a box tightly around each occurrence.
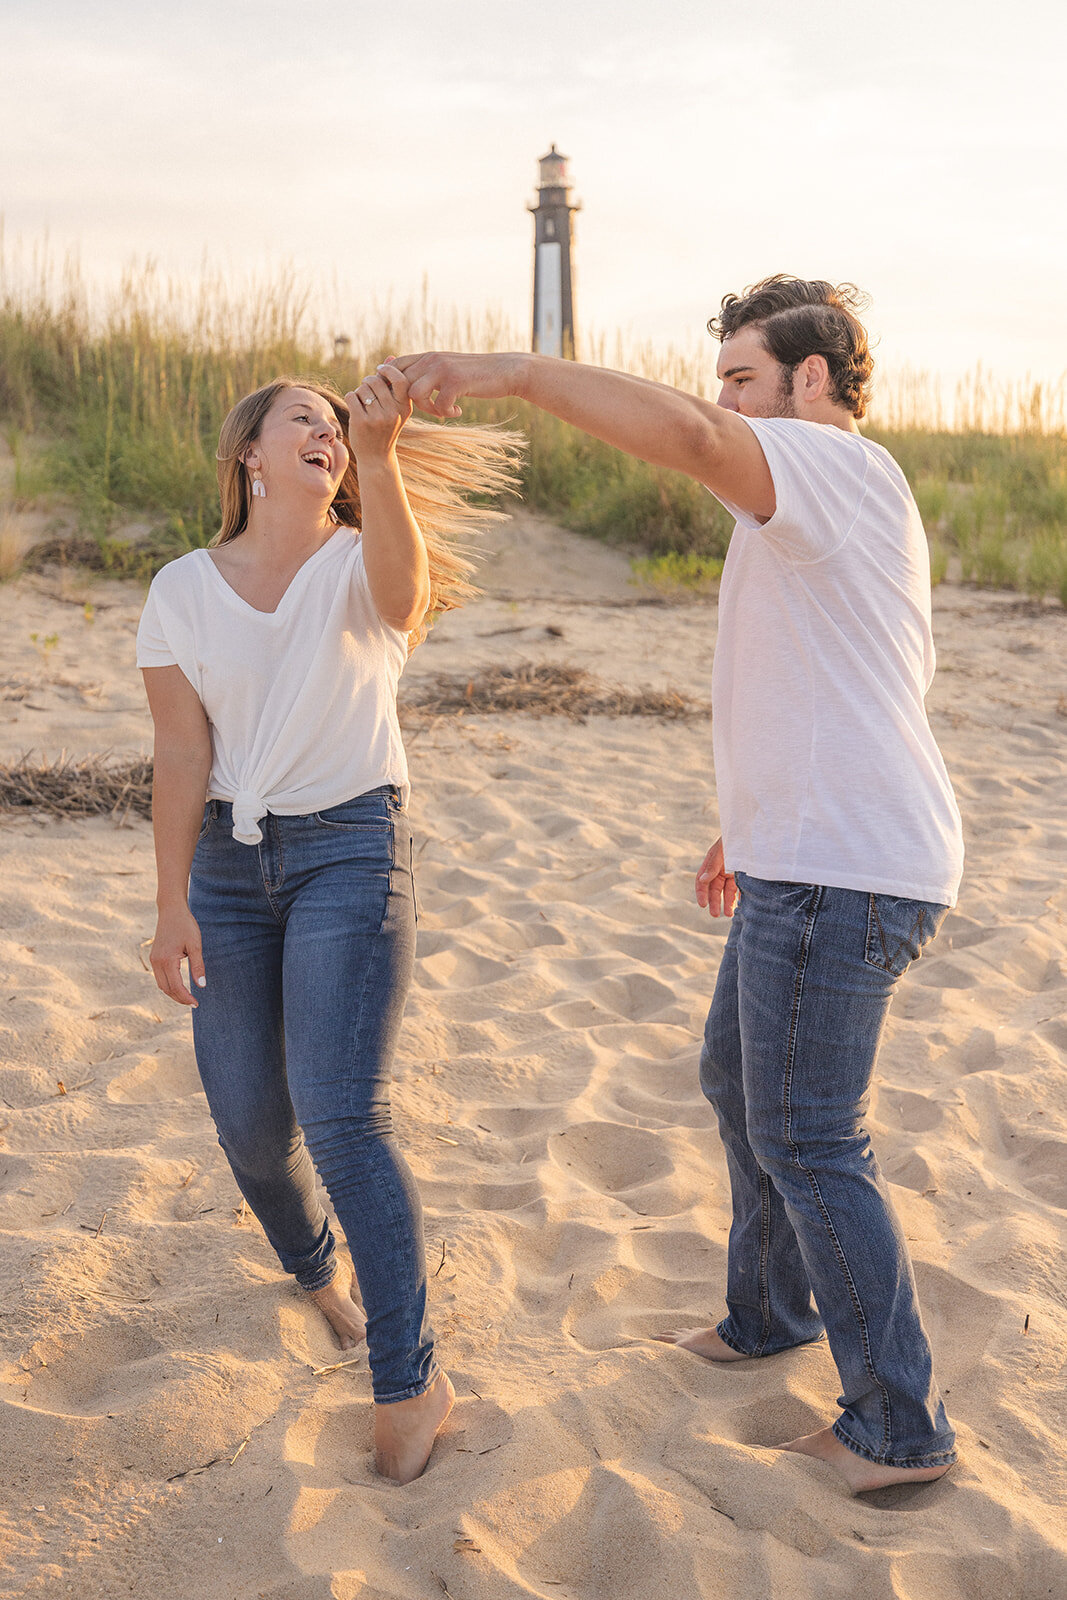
[137,365,518,1484]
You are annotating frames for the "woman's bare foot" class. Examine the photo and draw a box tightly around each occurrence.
[652,1327,750,1362]
[374,1371,456,1486]
[780,1426,954,1493]
[306,1265,366,1351]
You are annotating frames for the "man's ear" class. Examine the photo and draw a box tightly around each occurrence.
[797,354,831,404]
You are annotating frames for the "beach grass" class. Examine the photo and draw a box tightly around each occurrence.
[1,247,1064,601]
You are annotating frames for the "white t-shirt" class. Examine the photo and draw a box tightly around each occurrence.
[136,530,410,845]
[709,416,964,906]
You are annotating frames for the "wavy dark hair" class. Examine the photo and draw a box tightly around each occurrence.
[708,275,874,419]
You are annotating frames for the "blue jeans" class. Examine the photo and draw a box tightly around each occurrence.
[188,787,437,1404]
[700,872,956,1468]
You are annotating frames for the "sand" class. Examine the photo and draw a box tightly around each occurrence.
[0,511,1065,1600]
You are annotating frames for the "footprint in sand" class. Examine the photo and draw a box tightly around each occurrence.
[956,1025,1000,1074]
[456,1178,544,1212]
[590,971,682,1023]
[418,945,513,989]
[628,1226,721,1284]
[106,1046,202,1105]
[1036,1017,1067,1058]
[875,1086,945,1134]
[1008,1133,1067,1210]
[473,1103,565,1139]
[725,1392,828,1452]
[940,911,997,951]
[547,1121,672,1197]
[885,1143,943,1195]
[22,1321,165,1417]
[910,1260,1005,1371]
[602,1077,712,1130]
[912,957,978,990]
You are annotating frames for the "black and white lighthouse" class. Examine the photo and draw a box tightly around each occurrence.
[529,145,579,360]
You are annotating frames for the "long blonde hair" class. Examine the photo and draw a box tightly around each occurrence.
[214,377,523,646]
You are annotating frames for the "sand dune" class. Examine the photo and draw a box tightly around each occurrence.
[1,513,1065,1599]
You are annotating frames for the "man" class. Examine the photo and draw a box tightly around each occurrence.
[392,275,964,1494]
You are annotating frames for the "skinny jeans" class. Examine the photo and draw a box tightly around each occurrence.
[700,872,956,1469]
[188,787,437,1404]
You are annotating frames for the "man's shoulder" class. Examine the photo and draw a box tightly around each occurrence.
[746,415,869,454]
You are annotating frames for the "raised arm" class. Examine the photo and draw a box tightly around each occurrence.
[392,352,775,520]
[345,366,430,633]
[142,664,212,1007]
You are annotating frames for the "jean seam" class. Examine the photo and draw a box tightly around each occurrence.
[754,1166,772,1356]
[259,823,286,922]
[782,884,893,1456]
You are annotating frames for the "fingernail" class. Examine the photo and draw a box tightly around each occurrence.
[196,977,207,988]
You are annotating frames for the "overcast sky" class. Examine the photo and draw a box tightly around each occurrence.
[2,0,1064,393]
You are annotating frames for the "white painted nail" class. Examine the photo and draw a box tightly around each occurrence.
[196,976,207,988]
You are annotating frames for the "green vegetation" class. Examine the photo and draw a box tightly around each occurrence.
[1,249,1064,602]
[631,550,725,591]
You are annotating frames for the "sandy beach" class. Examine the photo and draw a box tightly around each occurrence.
[0,510,1065,1600]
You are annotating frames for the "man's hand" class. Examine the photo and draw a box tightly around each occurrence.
[695,837,738,919]
[390,352,525,419]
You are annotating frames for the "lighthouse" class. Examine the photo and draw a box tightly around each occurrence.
[529,145,579,360]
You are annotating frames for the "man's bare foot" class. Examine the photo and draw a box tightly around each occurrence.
[652,1327,750,1362]
[374,1371,455,1486]
[780,1426,954,1494]
[306,1265,366,1351]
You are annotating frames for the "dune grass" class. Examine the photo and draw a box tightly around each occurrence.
[1,247,1064,602]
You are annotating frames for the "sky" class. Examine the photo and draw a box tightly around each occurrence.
[2,0,1065,398]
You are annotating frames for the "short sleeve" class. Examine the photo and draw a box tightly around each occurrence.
[135,580,179,668]
[712,417,870,565]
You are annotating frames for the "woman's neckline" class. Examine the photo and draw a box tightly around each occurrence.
[200,527,349,616]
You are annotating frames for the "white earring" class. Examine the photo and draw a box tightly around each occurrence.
[251,469,266,499]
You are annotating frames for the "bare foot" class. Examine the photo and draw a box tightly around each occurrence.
[652,1327,750,1362]
[780,1426,954,1494]
[374,1371,456,1486]
[306,1264,366,1351]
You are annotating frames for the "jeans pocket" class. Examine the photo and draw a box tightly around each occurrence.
[313,791,395,829]
[864,894,948,977]
[196,801,217,841]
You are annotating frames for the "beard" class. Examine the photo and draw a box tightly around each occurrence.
[757,366,800,419]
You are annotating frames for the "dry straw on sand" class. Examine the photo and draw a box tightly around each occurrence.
[0,753,153,820]
[0,667,705,820]
[401,662,706,724]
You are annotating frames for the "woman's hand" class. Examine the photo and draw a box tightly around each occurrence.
[345,363,413,461]
[695,837,738,919]
[151,904,207,1008]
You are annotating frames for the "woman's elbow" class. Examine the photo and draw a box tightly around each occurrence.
[379,583,432,634]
